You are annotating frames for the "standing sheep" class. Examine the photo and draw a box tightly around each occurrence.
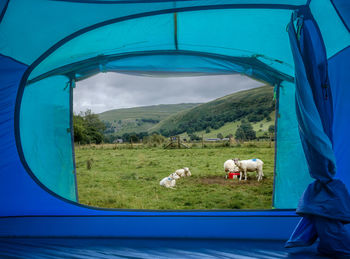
[174,167,192,178]
[233,158,264,181]
[224,159,240,174]
[159,173,180,189]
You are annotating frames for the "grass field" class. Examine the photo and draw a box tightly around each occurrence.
[75,142,275,210]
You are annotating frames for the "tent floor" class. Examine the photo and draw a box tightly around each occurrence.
[0,238,327,258]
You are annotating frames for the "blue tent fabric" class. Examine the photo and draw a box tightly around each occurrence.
[273,81,311,209]
[285,11,350,255]
[0,55,28,173]
[329,45,350,190]
[0,1,350,257]
[1,2,308,211]
[331,0,350,32]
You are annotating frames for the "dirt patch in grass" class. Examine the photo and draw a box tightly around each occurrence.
[200,176,263,186]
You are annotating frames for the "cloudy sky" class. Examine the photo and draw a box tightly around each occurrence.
[74,73,264,114]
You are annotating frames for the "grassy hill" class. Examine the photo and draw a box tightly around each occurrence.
[99,103,200,135]
[179,111,275,140]
[99,85,275,139]
[150,85,275,136]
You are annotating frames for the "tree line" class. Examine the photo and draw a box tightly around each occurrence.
[73,109,106,144]
[73,109,275,144]
[73,110,165,144]
[158,96,275,137]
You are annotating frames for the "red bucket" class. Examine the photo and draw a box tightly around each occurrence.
[228,172,240,179]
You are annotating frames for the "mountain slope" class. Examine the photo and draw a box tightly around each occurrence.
[150,85,274,136]
[99,103,200,135]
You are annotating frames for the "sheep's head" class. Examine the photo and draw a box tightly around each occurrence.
[170,173,180,180]
[233,158,240,166]
[184,167,191,176]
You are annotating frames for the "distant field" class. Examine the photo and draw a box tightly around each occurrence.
[75,143,275,210]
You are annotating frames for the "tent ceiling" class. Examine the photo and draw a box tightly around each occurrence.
[0,0,306,66]
[23,8,294,85]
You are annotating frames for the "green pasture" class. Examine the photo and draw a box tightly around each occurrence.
[75,143,275,210]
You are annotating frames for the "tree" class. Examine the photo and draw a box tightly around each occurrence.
[189,134,200,141]
[73,115,89,143]
[73,109,106,144]
[235,122,256,141]
[247,113,264,122]
[268,124,275,134]
[217,133,224,139]
[205,127,211,133]
[103,121,114,134]
[83,109,106,134]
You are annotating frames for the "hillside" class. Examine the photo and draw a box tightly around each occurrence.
[99,103,200,135]
[179,111,275,140]
[150,85,275,136]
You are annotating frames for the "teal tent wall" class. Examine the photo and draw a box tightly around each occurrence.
[20,75,77,202]
[0,1,349,255]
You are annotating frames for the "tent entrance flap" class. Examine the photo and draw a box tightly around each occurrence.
[27,51,293,85]
[20,75,77,202]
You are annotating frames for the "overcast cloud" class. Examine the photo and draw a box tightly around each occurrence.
[74,73,264,114]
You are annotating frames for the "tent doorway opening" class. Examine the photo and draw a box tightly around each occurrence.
[17,8,314,210]
[19,50,313,212]
[72,72,277,210]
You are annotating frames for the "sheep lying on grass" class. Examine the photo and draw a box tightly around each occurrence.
[224,159,240,178]
[159,173,180,189]
[234,158,264,181]
[174,167,192,178]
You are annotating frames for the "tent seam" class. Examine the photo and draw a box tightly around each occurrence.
[0,0,9,24]
[330,0,350,33]
[0,53,29,67]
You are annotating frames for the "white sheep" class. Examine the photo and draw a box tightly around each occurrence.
[174,167,192,178]
[159,173,180,189]
[224,159,240,175]
[224,159,240,179]
[233,158,264,181]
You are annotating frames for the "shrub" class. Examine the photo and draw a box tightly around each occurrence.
[235,122,256,141]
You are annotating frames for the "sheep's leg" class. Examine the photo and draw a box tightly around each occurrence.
[244,169,247,181]
[260,165,264,177]
[239,170,242,181]
[257,169,262,181]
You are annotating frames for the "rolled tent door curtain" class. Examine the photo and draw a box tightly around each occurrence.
[286,9,350,256]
